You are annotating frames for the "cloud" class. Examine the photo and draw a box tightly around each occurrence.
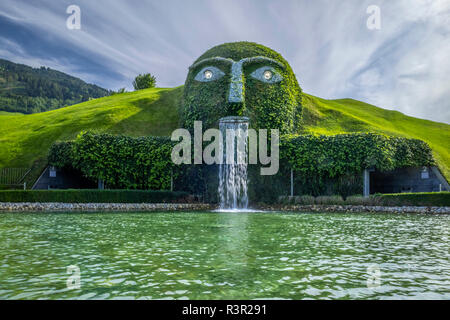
[0,0,448,123]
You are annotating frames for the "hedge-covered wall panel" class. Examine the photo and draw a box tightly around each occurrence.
[48,132,434,199]
[281,133,434,177]
[49,132,177,190]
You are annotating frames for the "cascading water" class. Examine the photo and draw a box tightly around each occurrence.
[218,116,249,210]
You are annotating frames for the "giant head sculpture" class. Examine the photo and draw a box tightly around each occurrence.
[180,42,303,134]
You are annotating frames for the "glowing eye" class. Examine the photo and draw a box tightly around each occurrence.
[263,70,273,80]
[194,66,225,82]
[250,66,282,83]
[204,70,213,79]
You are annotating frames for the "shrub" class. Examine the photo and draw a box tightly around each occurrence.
[375,192,450,207]
[294,195,315,205]
[133,73,156,90]
[49,132,178,190]
[282,133,434,178]
[0,190,190,203]
[48,141,74,169]
[278,196,292,204]
[281,133,434,199]
[110,88,127,95]
[344,195,377,206]
[47,132,435,200]
[315,195,344,205]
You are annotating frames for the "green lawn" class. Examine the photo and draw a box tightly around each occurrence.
[0,86,448,186]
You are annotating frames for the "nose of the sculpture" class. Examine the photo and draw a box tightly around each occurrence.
[227,62,245,116]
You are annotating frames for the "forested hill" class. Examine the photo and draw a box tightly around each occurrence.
[0,59,110,113]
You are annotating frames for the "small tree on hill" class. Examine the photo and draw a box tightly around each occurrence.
[133,73,156,91]
[109,88,127,96]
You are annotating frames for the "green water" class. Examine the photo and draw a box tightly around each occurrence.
[0,211,449,300]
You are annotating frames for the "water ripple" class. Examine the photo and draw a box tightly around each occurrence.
[0,211,448,299]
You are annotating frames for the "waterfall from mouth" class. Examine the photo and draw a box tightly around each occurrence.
[218,116,249,210]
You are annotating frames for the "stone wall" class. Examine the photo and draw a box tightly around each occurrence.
[0,202,214,212]
[257,204,450,214]
[0,202,448,214]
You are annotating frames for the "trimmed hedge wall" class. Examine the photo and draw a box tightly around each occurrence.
[378,192,450,207]
[48,141,73,169]
[48,132,435,200]
[280,192,450,207]
[49,132,177,190]
[282,133,434,177]
[274,133,435,199]
[0,190,189,203]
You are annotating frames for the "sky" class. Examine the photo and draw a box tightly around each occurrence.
[0,0,449,123]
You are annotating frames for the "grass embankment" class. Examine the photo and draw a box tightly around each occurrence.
[301,94,450,180]
[0,87,182,186]
[0,87,448,187]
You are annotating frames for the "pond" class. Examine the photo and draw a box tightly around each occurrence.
[0,211,449,299]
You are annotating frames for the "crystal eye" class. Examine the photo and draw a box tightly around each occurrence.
[263,70,273,80]
[194,66,225,82]
[204,70,213,79]
[250,66,282,83]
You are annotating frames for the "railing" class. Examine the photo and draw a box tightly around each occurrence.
[0,168,30,190]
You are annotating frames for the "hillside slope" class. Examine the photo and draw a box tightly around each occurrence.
[301,94,449,180]
[0,86,448,186]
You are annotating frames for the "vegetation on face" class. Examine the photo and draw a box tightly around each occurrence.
[49,132,177,190]
[133,73,156,91]
[181,42,302,133]
[0,59,110,113]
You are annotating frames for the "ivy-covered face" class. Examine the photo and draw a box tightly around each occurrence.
[181,42,302,134]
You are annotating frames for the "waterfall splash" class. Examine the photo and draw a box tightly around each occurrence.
[218,116,249,210]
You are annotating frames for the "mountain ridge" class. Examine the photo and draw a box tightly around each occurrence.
[0,58,110,113]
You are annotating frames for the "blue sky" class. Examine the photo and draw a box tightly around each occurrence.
[0,0,449,123]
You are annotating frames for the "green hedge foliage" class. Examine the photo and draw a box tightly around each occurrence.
[377,192,450,207]
[281,133,434,177]
[280,192,449,207]
[0,190,189,203]
[48,141,74,169]
[49,132,177,190]
[48,132,435,198]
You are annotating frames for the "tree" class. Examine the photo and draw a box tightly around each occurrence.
[110,88,127,95]
[132,73,156,91]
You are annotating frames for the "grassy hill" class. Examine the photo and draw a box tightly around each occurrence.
[0,86,448,186]
[301,94,450,180]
